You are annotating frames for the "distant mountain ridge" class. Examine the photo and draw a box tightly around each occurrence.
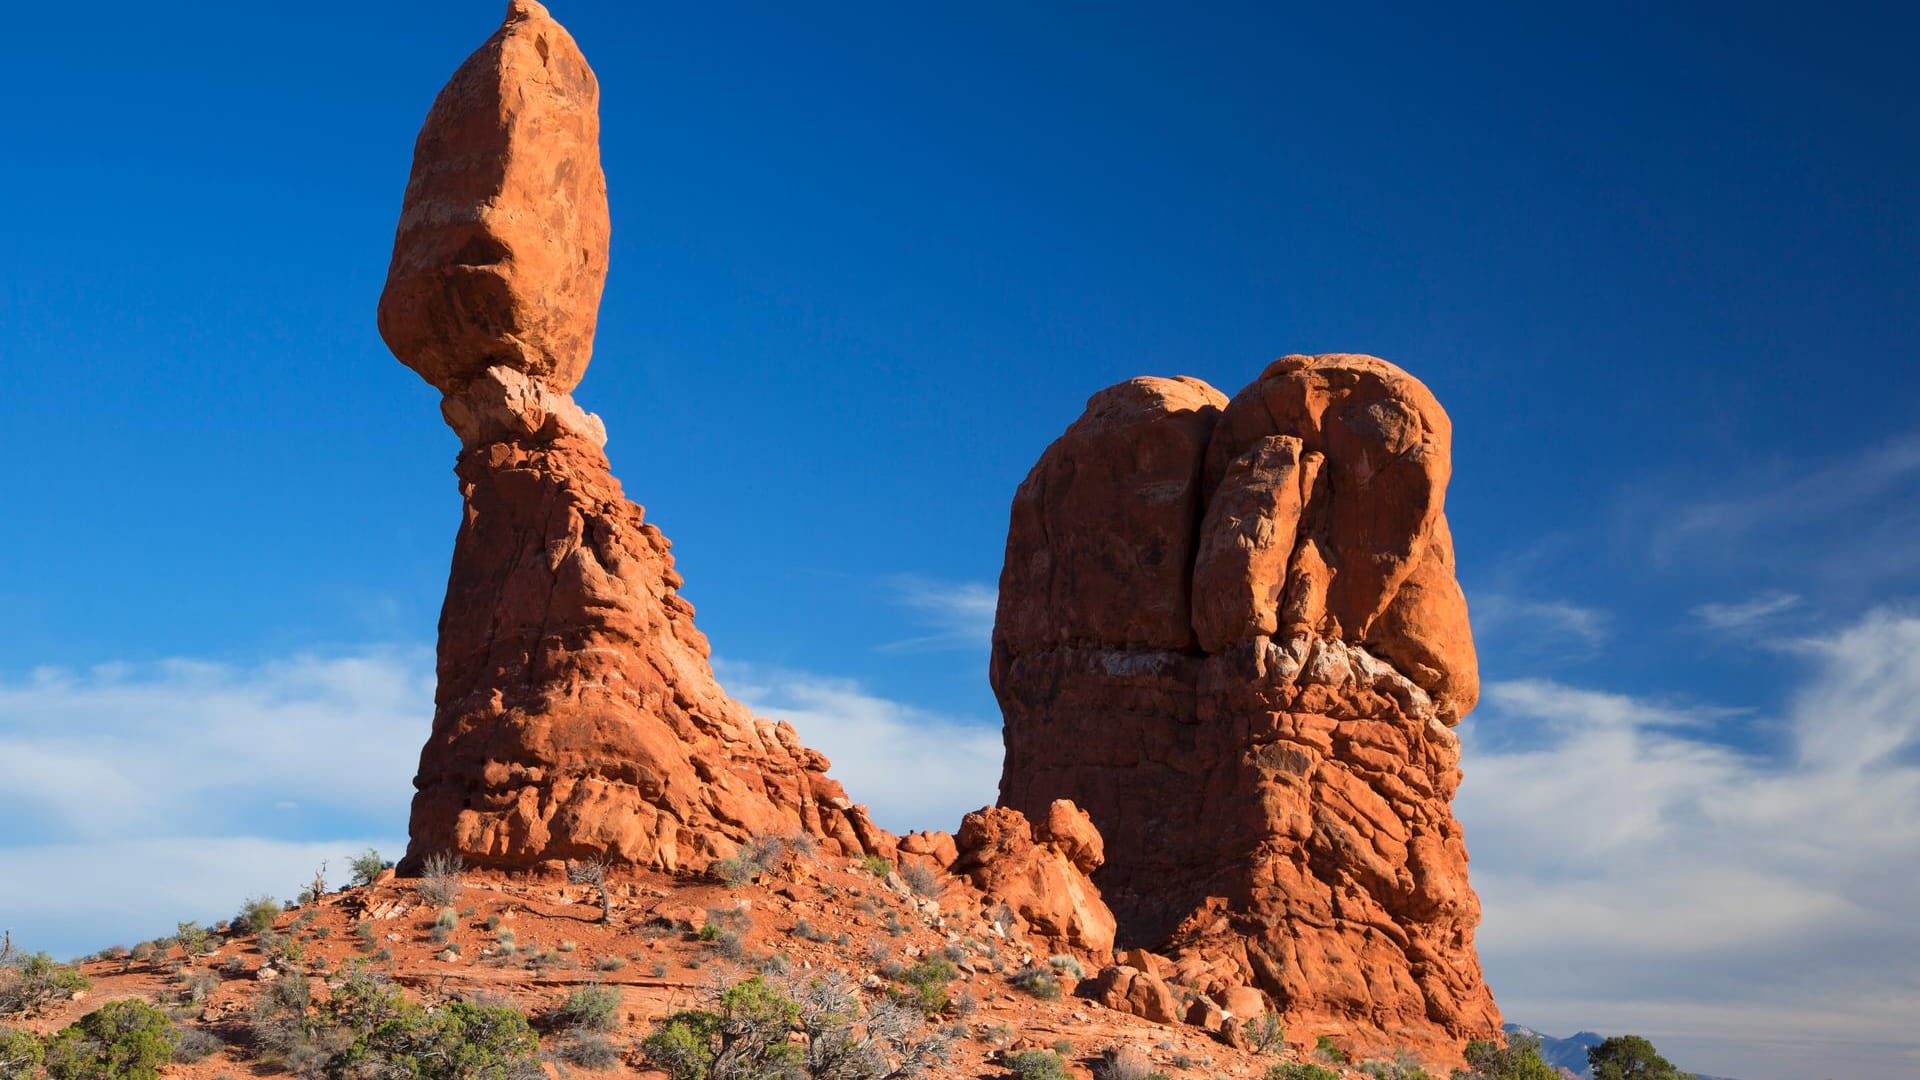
[1503,1024,1743,1080]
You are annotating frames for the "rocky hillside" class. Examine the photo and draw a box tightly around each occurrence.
[3,855,1404,1080]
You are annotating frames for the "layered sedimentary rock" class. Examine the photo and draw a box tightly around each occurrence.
[383,1,886,873]
[993,356,1499,1058]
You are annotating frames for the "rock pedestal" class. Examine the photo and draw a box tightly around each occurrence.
[382,2,886,873]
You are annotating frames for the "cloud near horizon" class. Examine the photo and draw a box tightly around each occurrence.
[0,648,1002,958]
[1457,607,1920,1080]
[0,652,422,956]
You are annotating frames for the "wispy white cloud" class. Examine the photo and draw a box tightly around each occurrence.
[0,650,429,843]
[876,577,997,653]
[1656,436,1920,552]
[1469,592,1612,656]
[717,660,1001,835]
[0,650,426,957]
[1690,591,1801,632]
[1459,608,1920,1080]
[1635,434,1920,597]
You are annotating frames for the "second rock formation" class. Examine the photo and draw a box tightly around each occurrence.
[993,355,1499,1057]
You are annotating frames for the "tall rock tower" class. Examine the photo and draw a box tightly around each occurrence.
[379,2,889,873]
[993,355,1500,1058]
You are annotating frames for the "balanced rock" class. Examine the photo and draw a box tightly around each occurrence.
[378,0,610,396]
[383,2,887,873]
[993,355,1498,1061]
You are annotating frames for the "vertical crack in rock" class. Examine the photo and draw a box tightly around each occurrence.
[993,355,1499,1059]
[380,1,890,874]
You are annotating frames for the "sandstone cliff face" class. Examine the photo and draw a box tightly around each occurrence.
[382,1,887,874]
[993,356,1499,1057]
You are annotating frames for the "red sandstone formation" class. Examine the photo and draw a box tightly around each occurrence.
[380,1,887,873]
[993,355,1499,1058]
[950,801,1116,958]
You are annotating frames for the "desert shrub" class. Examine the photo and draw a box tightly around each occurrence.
[326,998,539,1080]
[596,957,627,972]
[744,835,792,873]
[1093,1046,1166,1080]
[1004,1049,1068,1080]
[1,1027,43,1080]
[262,933,308,968]
[899,863,942,899]
[1243,1013,1285,1054]
[888,958,955,1017]
[347,850,386,888]
[235,896,282,936]
[1359,1055,1437,1080]
[858,855,891,878]
[557,1031,621,1069]
[249,971,320,1070]
[42,999,177,1080]
[557,985,621,1034]
[300,863,330,906]
[1267,1066,1340,1080]
[173,922,215,957]
[786,833,819,863]
[1007,965,1060,1001]
[1585,1035,1689,1080]
[417,853,464,907]
[179,969,219,1005]
[641,975,800,1080]
[172,1027,223,1063]
[712,853,763,888]
[1314,1035,1349,1064]
[1457,1036,1558,1080]
[1046,955,1084,979]
[0,953,92,1017]
[792,919,833,944]
[790,974,949,1080]
[567,858,614,924]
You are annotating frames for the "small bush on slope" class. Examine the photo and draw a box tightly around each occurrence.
[42,999,176,1080]
[1267,1065,1340,1080]
[642,976,801,1080]
[556,984,621,1033]
[1,1028,43,1080]
[347,849,386,887]
[0,954,91,1018]
[234,896,282,936]
[1004,1049,1068,1080]
[643,973,947,1080]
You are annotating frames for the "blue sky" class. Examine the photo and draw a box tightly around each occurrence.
[3,3,1918,1078]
